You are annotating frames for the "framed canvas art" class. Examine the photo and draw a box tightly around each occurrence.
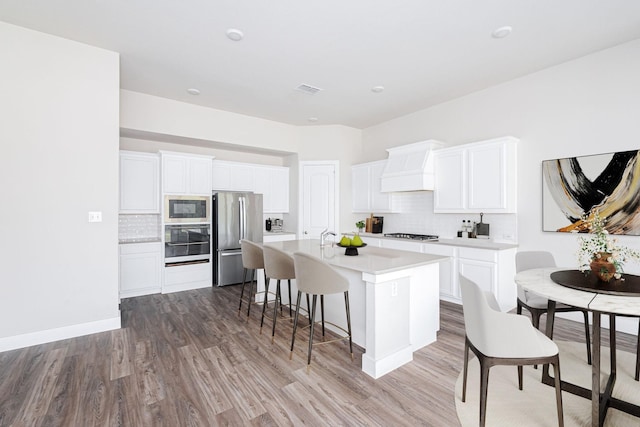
[542,150,640,234]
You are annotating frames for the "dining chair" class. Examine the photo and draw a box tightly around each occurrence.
[290,252,353,370]
[239,240,267,318]
[516,251,592,366]
[460,275,564,427]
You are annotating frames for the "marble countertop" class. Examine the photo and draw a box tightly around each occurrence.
[264,239,446,275]
[343,232,518,251]
[119,237,162,244]
[515,267,640,316]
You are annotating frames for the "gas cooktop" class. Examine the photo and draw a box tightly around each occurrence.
[384,233,439,241]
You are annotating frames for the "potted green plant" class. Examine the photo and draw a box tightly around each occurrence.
[576,209,640,281]
[356,220,365,233]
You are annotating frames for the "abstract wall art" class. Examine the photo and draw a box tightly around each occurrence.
[542,150,640,234]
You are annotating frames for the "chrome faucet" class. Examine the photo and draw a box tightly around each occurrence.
[320,228,336,247]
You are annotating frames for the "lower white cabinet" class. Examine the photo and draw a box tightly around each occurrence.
[422,243,457,301]
[163,261,211,294]
[119,242,162,298]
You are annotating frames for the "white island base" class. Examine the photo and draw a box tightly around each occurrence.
[263,240,444,378]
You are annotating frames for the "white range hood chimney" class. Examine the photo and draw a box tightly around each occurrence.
[380,140,444,192]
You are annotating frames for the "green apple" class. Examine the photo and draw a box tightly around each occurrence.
[352,235,363,247]
[340,236,352,246]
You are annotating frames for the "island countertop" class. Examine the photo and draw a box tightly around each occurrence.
[263,239,446,275]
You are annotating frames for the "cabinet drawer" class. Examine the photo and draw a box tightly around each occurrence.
[458,247,497,263]
[164,261,211,285]
[421,243,456,257]
[119,242,161,255]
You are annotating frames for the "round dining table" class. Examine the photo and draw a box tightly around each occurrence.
[515,267,640,427]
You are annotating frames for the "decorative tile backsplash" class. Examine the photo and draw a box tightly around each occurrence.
[372,192,518,242]
[118,214,161,240]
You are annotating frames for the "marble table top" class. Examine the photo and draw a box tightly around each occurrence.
[264,239,446,275]
[515,267,640,316]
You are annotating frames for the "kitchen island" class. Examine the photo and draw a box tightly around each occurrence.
[263,239,447,378]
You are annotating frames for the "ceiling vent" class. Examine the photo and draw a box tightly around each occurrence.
[380,140,445,192]
[295,84,323,95]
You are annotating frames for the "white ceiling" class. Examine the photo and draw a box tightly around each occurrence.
[2,1,640,129]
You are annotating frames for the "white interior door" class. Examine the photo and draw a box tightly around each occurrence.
[300,161,338,239]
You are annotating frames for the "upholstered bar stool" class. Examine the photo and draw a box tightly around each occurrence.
[239,240,267,319]
[261,245,304,342]
[290,252,353,370]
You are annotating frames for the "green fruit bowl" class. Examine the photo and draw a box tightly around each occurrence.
[336,242,367,256]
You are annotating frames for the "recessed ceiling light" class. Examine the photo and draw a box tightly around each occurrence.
[492,26,512,39]
[226,28,244,41]
[371,86,385,93]
[187,88,200,95]
[308,117,318,123]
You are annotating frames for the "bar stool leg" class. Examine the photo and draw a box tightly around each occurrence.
[246,268,256,317]
[320,295,325,337]
[272,279,281,343]
[307,295,318,370]
[287,279,293,317]
[260,277,271,333]
[306,294,311,325]
[238,267,249,314]
[344,290,353,359]
[290,291,303,360]
[636,318,640,381]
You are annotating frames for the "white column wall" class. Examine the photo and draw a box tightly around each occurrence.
[0,22,121,349]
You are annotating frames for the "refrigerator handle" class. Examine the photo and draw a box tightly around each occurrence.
[242,196,248,241]
[239,196,245,243]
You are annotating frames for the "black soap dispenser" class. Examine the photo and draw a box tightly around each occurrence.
[266,218,272,231]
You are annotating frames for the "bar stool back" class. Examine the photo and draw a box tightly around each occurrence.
[239,240,265,318]
[290,252,353,370]
[262,245,301,342]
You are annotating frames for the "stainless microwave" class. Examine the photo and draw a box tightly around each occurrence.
[164,195,210,223]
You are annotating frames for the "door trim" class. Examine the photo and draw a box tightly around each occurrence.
[298,160,340,238]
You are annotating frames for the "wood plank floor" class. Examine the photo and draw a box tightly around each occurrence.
[0,284,637,426]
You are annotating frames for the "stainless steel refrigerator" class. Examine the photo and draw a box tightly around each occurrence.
[212,192,263,286]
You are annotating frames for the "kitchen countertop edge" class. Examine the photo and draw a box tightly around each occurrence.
[342,232,518,251]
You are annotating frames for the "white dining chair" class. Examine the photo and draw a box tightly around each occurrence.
[516,251,592,366]
[460,275,564,427]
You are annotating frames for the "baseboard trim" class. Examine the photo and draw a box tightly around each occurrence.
[0,316,121,352]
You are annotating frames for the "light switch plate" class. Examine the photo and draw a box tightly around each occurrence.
[88,211,102,222]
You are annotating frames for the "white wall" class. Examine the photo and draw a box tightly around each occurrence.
[363,38,640,266]
[0,22,121,350]
[120,90,300,154]
[362,38,640,332]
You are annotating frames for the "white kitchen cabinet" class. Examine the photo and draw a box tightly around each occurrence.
[119,242,162,298]
[212,160,254,192]
[161,152,213,195]
[456,246,517,311]
[380,238,422,252]
[163,261,211,293]
[422,243,457,301]
[119,151,160,213]
[352,160,399,213]
[254,165,290,213]
[434,136,517,213]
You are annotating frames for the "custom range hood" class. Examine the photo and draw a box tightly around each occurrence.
[380,140,444,192]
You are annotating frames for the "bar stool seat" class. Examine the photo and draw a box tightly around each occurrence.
[290,252,353,370]
[239,240,267,319]
[261,245,307,342]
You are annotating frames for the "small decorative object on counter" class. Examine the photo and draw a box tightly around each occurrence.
[356,220,365,233]
[576,209,640,282]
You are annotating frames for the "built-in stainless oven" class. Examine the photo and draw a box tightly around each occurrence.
[164,195,209,223]
[165,224,211,266]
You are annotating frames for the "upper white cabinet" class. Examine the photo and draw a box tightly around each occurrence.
[119,151,160,213]
[212,160,254,191]
[254,165,290,213]
[352,160,399,213]
[161,152,213,195]
[434,136,518,213]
